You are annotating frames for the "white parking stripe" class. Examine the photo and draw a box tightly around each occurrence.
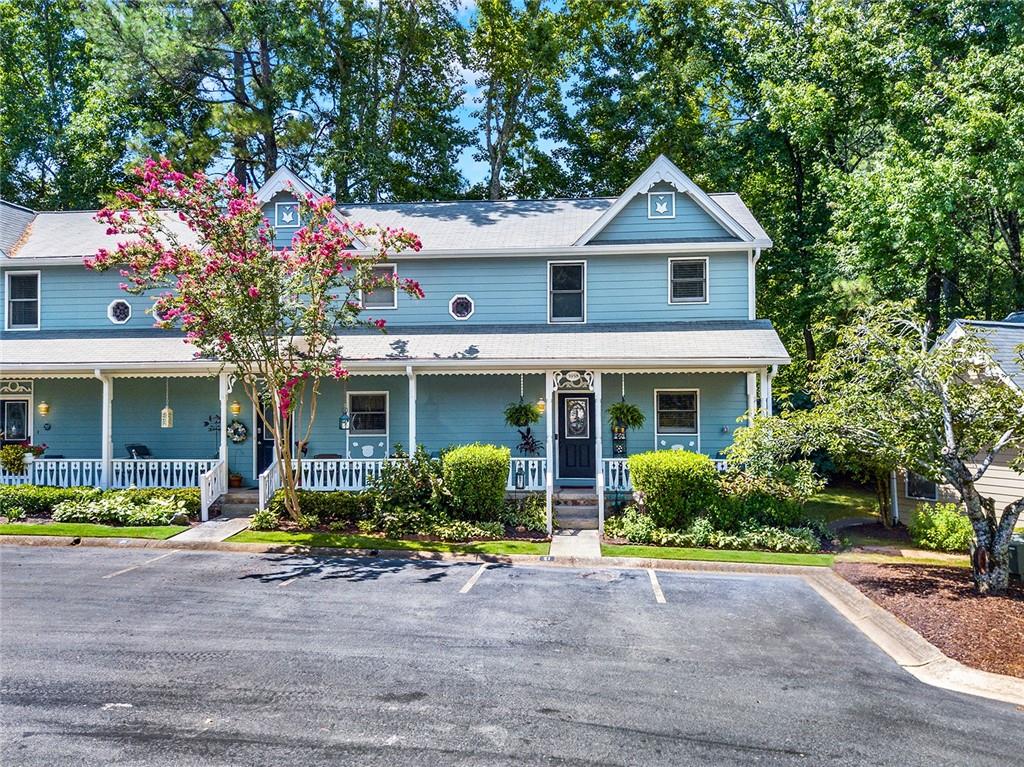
[459,564,489,594]
[647,569,666,604]
[102,550,180,579]
[278,577,298,588]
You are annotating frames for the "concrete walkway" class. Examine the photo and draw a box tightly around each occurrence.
[549,529,601,559]
[170,512,251,543]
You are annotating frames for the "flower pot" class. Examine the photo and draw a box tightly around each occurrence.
[22,454,34,467]
[229,475,243,488]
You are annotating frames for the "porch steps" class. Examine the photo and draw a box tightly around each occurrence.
[554,490,599,531]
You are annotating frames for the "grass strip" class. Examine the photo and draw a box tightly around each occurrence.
[601,543,834,567]
[0,523,188,540]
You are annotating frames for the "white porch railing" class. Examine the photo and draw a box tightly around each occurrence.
[110,459,219,489]
[0,458,105,488]
[258,462,281,511]
[602,457,728,492]
[199,460,228,522]
[258,458,387,509]
[507,458,546,491]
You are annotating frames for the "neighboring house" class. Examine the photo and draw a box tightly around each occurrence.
[0,156,788,529]
[892,315,1024,522]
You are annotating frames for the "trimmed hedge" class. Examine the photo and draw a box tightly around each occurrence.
[269,489,374,525]
[0,485,200,519]
[442,444,510,521]
[712,473,805,532]
[627,450,719,529]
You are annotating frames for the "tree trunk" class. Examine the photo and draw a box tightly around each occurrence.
[258,33,278,182]
[961,480,1020,595]
[231,49,248,186]
[924,266,942,333]
[873,472,892,529]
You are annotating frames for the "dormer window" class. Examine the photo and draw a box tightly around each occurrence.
[5,271,39,331]
[648,190,676,219]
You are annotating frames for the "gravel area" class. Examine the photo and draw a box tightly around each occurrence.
[836,562,1024,679]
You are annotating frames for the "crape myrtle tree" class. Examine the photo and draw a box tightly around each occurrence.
[811,303,1024,595]
[85,158,424,521]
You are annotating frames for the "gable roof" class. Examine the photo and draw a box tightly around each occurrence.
[943,319,1024,391]
[0,200,36,257]
[572,155,762,246]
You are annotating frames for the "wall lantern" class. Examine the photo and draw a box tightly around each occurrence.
[535,396,546,415]
[37,401,50,417]
[161,379,174,429]
[339,412,350,430]
[230,400,242,416]
[514,464,526,491]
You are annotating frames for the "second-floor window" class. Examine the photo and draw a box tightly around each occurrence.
[362,264,398,309]
[549,261,586,323]
[6,272,39,330]
[668,258,708,304]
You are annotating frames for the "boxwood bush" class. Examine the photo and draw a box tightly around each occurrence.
[908,503,974,553]
[712,472,806,532]
[442,444,510,521]
[627,450,719,529]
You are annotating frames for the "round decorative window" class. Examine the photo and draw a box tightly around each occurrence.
[107,299,132,324]
[448,294,475,320]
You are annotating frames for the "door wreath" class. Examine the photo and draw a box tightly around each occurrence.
[226,420,249,444]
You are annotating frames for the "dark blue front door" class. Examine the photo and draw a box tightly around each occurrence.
[557,392,595,479]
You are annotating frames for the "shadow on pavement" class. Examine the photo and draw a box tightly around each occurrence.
[238,554,504,585]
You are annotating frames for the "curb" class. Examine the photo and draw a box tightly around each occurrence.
[3,535,1021,706]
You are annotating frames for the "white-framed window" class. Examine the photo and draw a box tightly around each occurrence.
[906,472,939,501]
[648,190,676,219]
[654,389,699,450]
[107,299,132,324]
[275,201,300,228]
[361,263,398,310]
[0,398,30,444]
[448,294,475,320]
[548,260,586,323]
[348,392,388,435]
[668,257,708,304]
[5,271,40,331]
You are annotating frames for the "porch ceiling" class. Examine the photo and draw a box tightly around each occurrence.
[0,320,790,375]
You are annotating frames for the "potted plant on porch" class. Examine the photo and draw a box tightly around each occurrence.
[608,401,644,456]
[504,400,543,456]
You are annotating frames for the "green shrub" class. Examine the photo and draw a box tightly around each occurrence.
[249,508,280,531]
[52,495,186,526]
[909,503,973,552]
[426,518,504,542]
[628,450,720,529]
[603,506,659,544]
[442,444,510,521]
[500,493,546,532]
[108,487,201,518]
[712,472,806,532]
[269,489,373,525]
[4,506,27,522]
[0,486,99,516]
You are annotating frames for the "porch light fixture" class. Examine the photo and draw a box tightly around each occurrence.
[514,464,526,491]
[230,400,242,416]
[339,412,350,430]
[37,401,50,417]
[535,396,546,415]
[161,379,174,429]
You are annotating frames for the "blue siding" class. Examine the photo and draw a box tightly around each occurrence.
[600,372,748,459]
[296,375,409,459]
[417,374,547,455]
[264,190,304,250]
[31,379,103,457]
[111,378,222,462]
[591,182,740,244]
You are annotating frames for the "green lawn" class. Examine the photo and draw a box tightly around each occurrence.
[0,523,188,540]
[601,543,834,567]
[835,551,971,568]
[229,529,550,556]
[804,485,879,524]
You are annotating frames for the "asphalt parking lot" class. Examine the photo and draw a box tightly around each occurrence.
[1,545,1020,766]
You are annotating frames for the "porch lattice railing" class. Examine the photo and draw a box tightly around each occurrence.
[508,458,546,492]
[0,459,104,488]
[110,459,220,489]
[199,461,228,521]
[602,457,728,492]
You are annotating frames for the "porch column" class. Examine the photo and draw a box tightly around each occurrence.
[406,365,417,450]
[765,365,776,417]
[218,371,229,464]
[544,370,554,536]
[759,367,769,416]
[746,372,756,426]
[594,371,604,536]
[95,370,112,489]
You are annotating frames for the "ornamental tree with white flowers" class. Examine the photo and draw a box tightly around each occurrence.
[85,159,424,521]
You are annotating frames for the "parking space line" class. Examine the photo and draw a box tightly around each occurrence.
[647,569,666,604]
[277,577,298,588]
[459,564,488,594]
[102,550,180,579]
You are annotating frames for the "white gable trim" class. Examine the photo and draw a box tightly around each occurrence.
[573,155,755,246]
[254,166,367,249]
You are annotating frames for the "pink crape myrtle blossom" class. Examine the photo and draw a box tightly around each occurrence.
[84,158,425,521]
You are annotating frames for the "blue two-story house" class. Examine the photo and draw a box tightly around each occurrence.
[0,156,789,529]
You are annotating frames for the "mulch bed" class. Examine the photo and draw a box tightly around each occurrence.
[835,562,1024,679]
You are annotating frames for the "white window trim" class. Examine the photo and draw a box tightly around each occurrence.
[648,190,676,220]
[4,270,40,331]
[448,294,475,320]
[547,260,587,324]
[0,395,33,445]
[654,388,700,452]
[667,256,710,305]
[274,201,300,229]
[346,391,389,437]
[358,263,399,310]
[107,299,133,325]
[905,472,939,501]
